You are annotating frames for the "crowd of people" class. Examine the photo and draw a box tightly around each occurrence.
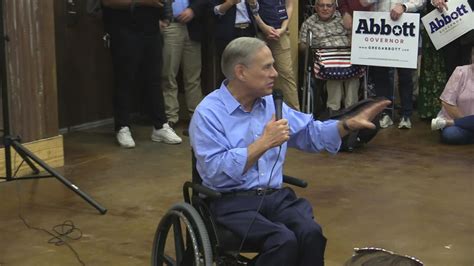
[100,0,473,149]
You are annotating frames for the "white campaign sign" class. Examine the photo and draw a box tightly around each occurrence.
[351,11,420,69]
[421,0,474,50]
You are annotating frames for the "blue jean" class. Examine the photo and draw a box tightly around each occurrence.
[441,115,474,145]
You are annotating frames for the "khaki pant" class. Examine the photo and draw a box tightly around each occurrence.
[161,23,202,124]
[259,32,300,111]
[326,78,360,111]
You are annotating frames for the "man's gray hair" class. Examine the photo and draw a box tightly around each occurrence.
[221,37,267,79]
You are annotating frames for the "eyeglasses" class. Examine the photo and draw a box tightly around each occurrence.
[316,3,335,8]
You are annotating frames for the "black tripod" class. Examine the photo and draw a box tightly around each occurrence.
[0,1,106,214]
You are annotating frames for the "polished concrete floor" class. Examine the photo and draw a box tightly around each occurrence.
[0,117,473,266]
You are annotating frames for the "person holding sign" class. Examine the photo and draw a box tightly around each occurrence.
[428,0,473,76]
[359,0,423,129]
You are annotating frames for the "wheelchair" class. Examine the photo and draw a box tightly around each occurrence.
[300,29,370,118]
[151,153,308,266]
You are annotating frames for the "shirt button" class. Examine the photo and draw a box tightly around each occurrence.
[261,173,264,176]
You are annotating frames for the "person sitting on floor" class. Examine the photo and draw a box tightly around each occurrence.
[431,49,474,145]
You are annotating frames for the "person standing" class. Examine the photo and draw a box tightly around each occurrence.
[253,0,300,110]
[102,0,182,148]
[160,0,207,129]
[211,0,259,83]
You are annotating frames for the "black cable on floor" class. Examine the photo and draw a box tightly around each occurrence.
[13,157,86,266]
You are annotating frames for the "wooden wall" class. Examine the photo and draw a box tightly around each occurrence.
[1,0,58,142]
[54,0,115,129]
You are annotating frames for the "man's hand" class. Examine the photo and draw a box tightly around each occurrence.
[340,99,391,135]
[261,116,290,149]
[262,25,280,40]
[431,0,448,11]
[177,8,195,23]
[390,4,405,21]
[159,19,169,30]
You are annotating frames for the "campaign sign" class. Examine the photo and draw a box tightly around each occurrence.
[351,11,420,69]
[421,0,474,50]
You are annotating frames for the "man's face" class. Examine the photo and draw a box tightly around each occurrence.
[242,46,278,98]
[315,0,336,21]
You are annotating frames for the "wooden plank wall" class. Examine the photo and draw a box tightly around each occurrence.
[2,0,59,142]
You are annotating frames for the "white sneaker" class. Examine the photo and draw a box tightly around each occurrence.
[151,123,182,144]
[116,126,135,148]
[431,117,447,130]
[398,117,412,129]
[379,114,393,128]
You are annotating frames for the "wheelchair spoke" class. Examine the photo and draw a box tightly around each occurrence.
[172,216,185,264]
[163,254,176,266]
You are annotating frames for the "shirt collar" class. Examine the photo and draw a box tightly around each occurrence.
[218,80,267,115]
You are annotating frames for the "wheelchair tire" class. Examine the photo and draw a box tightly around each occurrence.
[151,202,213,266]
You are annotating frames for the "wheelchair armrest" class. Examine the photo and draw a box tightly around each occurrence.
[283,175,308,188]
[184,181,222,200]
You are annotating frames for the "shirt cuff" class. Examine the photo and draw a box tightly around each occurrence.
[321,120,342,154]
[214,5,225,15]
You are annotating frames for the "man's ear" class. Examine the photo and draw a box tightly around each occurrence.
[235,64,247,81]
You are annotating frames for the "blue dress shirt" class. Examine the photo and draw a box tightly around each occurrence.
[189,82,342,192]
[172,0,189,17]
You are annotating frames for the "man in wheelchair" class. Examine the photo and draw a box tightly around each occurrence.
[189,37,390,266]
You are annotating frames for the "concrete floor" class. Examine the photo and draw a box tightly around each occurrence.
[0,117,473,266]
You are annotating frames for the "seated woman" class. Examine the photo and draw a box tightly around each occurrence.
[431,49,474,145]
[298,0,360,112]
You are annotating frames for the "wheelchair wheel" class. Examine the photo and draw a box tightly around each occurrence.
[151,202,213,266]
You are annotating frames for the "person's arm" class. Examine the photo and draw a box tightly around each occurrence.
[298,21,309,52]
[214,0,241,15]
[246,116,289,172]
[441,101,464,119]
[337,99,391,137]
[390,3,406,20]
[253,12,280,40]
[342,12,353,30]
[275,0,294,36]
[430,0,448,11]
[439,66,466,119]
[102,0,164,9]
[403,0,426,12]
[187,0,209,18]
[190,110,289,188]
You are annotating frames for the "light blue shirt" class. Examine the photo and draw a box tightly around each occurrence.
[189,82,342,192]
[173,0,189,17]
[235,1,251,24]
